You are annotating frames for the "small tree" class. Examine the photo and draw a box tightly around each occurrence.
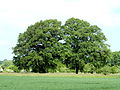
[83,63,95,73]
[1,60,13,70]
[7,65,20,72]
[0,61,3,65]
[110,51,120,66]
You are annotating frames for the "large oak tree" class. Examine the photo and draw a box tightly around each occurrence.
[13,19,63,73]
[62,18,111,74]
[13,18,111,74]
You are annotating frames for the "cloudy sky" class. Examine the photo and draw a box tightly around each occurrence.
[0,0,120,60]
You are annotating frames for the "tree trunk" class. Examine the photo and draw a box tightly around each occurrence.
[75,64,79,74]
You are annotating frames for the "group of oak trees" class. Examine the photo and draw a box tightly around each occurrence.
[13,18,112,74]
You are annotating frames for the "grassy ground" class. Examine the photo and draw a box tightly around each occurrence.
[0,73,120,90]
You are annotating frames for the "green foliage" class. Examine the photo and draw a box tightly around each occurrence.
[110,51,120,66]
[63,18,111,74]
[0,61,3,65]
[7,65,20,73]
[110,66,119,74]
[83,63,95,73]
[96,66,119,75]
[1,60,13,70]
[0,66,3,72]
[0,60,20,72]
[48,60,75,73]
[96,66,111,75]
[13,18,111,74]
[13,19,63,73]
[48,60,66,73]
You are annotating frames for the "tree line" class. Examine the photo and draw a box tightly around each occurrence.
[10,17,120,74]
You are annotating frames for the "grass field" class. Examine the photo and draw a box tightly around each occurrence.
[0,73,120,90]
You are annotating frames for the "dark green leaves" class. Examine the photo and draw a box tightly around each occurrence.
[13,18,111,73]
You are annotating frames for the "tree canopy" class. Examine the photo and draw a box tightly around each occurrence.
[62,18,111,73]
[13,18,111,74]
[110,51,120,66]
[13,19,63,73]
[0,61,3,65]
[1,59,13,70]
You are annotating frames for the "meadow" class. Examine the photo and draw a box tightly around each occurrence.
[0,73,120,90]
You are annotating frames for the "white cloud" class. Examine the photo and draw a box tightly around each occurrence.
[0,0,120,59]
[1,0,120,27]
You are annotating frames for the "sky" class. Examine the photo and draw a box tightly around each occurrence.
[0,0,120,60]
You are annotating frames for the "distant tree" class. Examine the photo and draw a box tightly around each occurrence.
[13,19,63,73]
[0,61,3,65]
[1,60,13,70]
[62,18,111,74]
[110,51,120,66]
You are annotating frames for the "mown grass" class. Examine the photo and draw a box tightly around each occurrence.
[0,73,120,90]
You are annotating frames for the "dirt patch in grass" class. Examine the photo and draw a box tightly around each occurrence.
[0,72,120,78]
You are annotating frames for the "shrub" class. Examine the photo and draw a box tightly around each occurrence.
[3,69,14,73]
[1,60,13,70]
[96,66,110,75]
[83,63,95,73]
[96,65,119,75]
[7,65,20,73]
[48,60,67,73]
[110,66,119,74]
